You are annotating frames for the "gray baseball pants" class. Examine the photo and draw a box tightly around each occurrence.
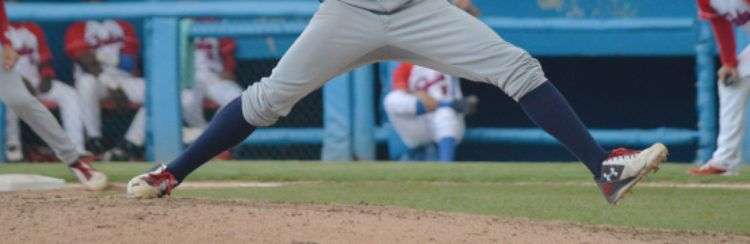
[241,0,547,126]
[0,48,81,164]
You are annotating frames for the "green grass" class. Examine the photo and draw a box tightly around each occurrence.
[1,161,749,234]
[2,161,749,183]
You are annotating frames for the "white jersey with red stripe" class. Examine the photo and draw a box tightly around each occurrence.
[192,36,237,83]
[194,37,225,74]
[5,22,56,89]
[704,0,750,32]
[6,25,41,86]
[65,20,139,70]
[404,65,462,101]
[84,20,127,67]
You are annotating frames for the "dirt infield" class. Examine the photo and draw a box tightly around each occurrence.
[1,189,748,244]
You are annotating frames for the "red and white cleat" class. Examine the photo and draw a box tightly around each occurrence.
[127,164,178,199]
[596,143,668,205]
[688,164,737,176]
[68,154,108,191]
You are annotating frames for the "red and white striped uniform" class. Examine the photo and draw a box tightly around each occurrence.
[183,37,243,129]
[697,0,750,174]
[384,62,465,148]
[64,19,147,147]
[697,0,750,68]
[391,62,462,101]
[194,37,236,75]
[5,22,55,88]
[4,21,93,152]
[0,0,9,47]
[64,20,139,68]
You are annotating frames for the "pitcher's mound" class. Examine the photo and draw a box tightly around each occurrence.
[2,189,750,243]
[0,174,65,192]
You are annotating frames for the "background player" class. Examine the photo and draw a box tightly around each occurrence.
[182,35,243,130]
[64,16,146,160]
[689,0,750,176]
[128,0,668,205]
[0,0,107,190]
[384,63,477,162]
[4,21,94,160]
[383,0,479,162]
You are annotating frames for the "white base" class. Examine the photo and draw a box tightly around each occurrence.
[0,174,66,192]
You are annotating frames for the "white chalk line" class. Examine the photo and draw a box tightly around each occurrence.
[64,181,750,190]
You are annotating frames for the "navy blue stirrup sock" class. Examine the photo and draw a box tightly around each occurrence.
[437,137,456,162]
[519,82,607,179]
[167,98,255,182]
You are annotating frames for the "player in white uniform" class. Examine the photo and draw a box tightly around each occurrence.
[690,0,750,176]
[65,19,147,160]
[182,37,243,130]
[0,1,106,190]
[383,1,479,162]
[4,22,94,160]
[384,63,477,161]
[383,2,478,162]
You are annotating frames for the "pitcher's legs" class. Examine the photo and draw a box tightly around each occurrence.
[167,0,387,182]
[240,0,386,126]
[388,0,607,176]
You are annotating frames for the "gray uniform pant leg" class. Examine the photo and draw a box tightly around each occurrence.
[388,0,547,101]
[0,54,81,164]
[241,0,388,126]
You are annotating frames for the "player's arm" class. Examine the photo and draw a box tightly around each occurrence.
[392,62,438,111]
[28,23,55,93]
[219,37,237,81]
[117,20,139,75]
[0,0,18,70]
[453,0,480,17]
[65,22,102,76]
[698,0,739,83]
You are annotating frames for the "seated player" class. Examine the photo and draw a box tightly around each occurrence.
[384,63,477,162]
[689,0,750,176]
[182,36,243,130]
[4,21,95,160]
[64,18,147,161]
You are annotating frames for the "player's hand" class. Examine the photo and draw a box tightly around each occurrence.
[453,0,480,17]
[3,44,19,71]
[220,70,236,81]
[415,91,438,112]
[78,51,103,76]
[718,65,740,86]
[452,95,479,115]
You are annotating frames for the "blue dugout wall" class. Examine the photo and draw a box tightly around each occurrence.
[0,1,724,163]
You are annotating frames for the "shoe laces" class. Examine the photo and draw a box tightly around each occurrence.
[70,161,94,180]
[607,148,639,160]
[146,168,177,195]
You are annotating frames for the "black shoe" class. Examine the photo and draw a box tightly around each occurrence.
[451,95,479,115]
[104,141,144,162]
